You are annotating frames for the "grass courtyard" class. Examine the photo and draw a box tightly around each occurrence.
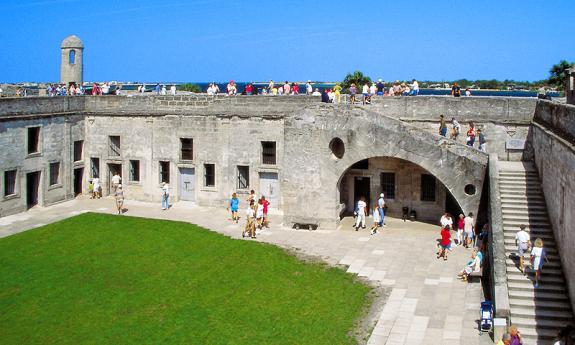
[0,213,371,344]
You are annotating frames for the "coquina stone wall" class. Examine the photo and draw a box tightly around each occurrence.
[0,95,536,225]
[532,101,575,312]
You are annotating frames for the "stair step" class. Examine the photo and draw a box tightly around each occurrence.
[506,259,561,270]
[501,205,547,212]
[499,170,538,175]
[509,297,572,311]
[502,225,553,233]
[506,265,563,277]
[503,220,551,227]
[510,307,573,320]
[503,233,555,242]
[508,281,566,292]
[501,208,548,216]
[507,274,565,285]
[517,327,565,341]
[500,188,544,194]
[511,316,574,329]
[502,215,549,222]
[508,290,569,304]
[499,185,542,192]
[501,195,545,201]
[501,200,546,206]
[504,244,557,254]
[499,176,540,181]
[504,238,556,247]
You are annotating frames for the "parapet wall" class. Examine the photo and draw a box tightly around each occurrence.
[0,96,85,117]
[531,101,575,313]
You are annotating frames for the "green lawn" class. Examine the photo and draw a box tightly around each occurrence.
[0,213,371,345]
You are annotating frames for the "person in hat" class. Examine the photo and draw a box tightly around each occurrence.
[377,193,385,227]
[115,184,124,215]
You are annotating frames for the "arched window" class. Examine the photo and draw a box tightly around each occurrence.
[69,50,75,64]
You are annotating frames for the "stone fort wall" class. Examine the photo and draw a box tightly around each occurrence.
[531,100,575,312]
[1,95,535,225]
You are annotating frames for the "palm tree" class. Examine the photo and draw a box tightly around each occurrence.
[341,71,372,93]
[549,60,574,90]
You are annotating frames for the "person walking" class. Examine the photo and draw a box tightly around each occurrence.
[349,83,357,104]
[370,205,380,235]
[229,193,240,223]
[115,184,124,215]
[456,214,465,246]
[93,177,101,199]
[477,129,487,152]
[463,212,475,248]
[255,198,264,230]
[261,196,270,228]
[354,196,367,231]
[111,172,122,192]
[439,114,447,137]
[530,238,549,288]
[243,200,256,239]
[437,225,451,260]
[466,121,476,147]
[515,224,531,274]
[450,118,460,140]
[377,193,385,227]
[161,182,170,210]
[508,324,523,345]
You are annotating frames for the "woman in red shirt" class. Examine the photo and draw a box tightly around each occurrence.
[437,225,452,261]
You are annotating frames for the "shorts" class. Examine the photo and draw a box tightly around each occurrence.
[518,243,528,256]
[377,91,383,96]
[441,244,450,249]
[465,229,474,238]
[231,207,238,212]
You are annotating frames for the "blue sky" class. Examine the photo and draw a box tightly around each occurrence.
[1,0,574,83]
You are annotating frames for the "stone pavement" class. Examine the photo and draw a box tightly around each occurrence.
[0,198,492,345]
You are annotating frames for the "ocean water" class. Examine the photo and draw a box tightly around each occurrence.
[121,82,559,98]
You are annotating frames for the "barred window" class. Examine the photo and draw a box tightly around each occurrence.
[180,138,193,160]
[49,162,60,186]
[109,136,121,156]
[4,170,17,196]
[130,160,140,182]
[90,158,100,178]
[237,166,249,189]
[204,164,215,187]
[261,141,276,165]
[73,140,83,162]
[159,161,170,183]
[420,174,436,202]
[380,172,395,199]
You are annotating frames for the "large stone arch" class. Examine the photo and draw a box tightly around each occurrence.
[281,106,488,229]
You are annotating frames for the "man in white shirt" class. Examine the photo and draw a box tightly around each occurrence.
[355,197,367,231]
[515,224,531,274]
[377,193,385,227]
[111,173,121,192]
[411,79,419,96]
[170,85,176,95]
[463,212,474,248]
[306,81,313,95]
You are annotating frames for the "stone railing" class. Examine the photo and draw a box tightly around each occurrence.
[0,96,85,117]
[488,153,511,321]
[533,100,575,144]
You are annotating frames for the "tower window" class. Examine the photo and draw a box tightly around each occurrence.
[69,50,75,64]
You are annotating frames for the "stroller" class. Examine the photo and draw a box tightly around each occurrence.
[480,300,493,332]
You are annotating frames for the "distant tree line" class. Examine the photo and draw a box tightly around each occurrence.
[340,60,574,92]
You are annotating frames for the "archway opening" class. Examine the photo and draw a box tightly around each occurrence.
[337,156,463,225]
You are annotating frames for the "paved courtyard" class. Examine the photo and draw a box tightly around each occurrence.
[0,198,490,345]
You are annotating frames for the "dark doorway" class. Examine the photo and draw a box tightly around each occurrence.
[353,176,370,211]
[108,163,122,194]
[445,189,463,219]
[26,171,41,208]
[74,168,83,196]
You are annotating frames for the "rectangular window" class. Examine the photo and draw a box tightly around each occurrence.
[204,164,215,187]
[420,174,436,202]
[380,172,396,199]
[237,165,249,189]
[261,141,276,165]
[4,170,17,196]
[73,140,83,162]
[129,160,140,182]
[109,136,121,156]
[27,127,40,154]
[159,161,170,183]
[91,157,100,178]
[180,138,193,161]
[49,162,60,186]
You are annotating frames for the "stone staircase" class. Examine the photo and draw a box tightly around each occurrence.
[499,163,574,344]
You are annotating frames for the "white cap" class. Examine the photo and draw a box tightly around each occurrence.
[380,193,384,197]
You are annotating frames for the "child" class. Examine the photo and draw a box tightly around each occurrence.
[88,180,94,199]
[256,198,264,230]
[229,193,239,223]
[370,205,380,235]
[457,214,465,246]
[243,200,256,239]
[261,196,270,228]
